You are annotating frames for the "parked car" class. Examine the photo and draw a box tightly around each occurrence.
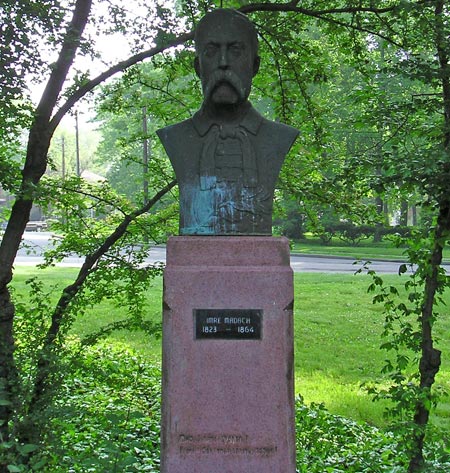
[25,221,47,232]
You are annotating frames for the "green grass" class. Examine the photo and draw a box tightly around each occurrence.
[294,273,388,425]
[10,267,450,431]
[294,273,450,429]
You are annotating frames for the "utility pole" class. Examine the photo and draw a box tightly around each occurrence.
[75,111,81,177]
[61,135,66,180]
[142,107,150,244]
[142,107,149,205]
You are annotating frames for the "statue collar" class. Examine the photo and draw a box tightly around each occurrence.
[191,102,263,137]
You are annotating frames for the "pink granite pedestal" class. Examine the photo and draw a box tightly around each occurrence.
[161,236,295,473]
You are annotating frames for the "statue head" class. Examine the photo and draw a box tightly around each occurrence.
[194,9,260,113]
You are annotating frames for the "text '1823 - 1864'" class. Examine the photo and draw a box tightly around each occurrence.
[194,309,262,340]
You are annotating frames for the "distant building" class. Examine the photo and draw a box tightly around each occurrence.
[80,170,106,184]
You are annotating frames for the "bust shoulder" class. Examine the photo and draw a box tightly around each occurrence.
[156,118,197,146]
[156,118,202,176]
[258,115,299,158]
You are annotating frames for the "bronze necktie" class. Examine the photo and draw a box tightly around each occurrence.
[199,124,257,190]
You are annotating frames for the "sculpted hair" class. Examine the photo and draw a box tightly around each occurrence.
[194,8,259,56]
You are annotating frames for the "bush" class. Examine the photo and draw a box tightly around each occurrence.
[295,398,450,472]
[35,343,162,472]
[313,223,412,246]
[381,225,412,239]
[334,223,374,245]
[296,398,407,472]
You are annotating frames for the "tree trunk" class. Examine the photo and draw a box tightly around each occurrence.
[0,1,92,461]
[373,196,384,242]
[408,1,450,470]
[400,199,408,226]
[408,203,449,472]
[0,285,18,447]
[0,197,42,445]
[412,205,418,226]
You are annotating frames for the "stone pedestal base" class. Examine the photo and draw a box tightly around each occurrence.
[161,236,295,473]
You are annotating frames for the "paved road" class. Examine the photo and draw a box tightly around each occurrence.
[12,232,450,274]
[148,246,420,274]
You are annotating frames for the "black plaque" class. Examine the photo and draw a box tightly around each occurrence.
[195,309,262,340]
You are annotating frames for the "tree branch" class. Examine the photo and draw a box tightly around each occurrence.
[49,32,194,132]
[241,2,396,16]
[36,0,93,123]
[30,178,177,410]
[0,0,94,283]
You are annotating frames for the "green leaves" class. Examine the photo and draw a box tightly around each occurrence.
[363,225,450,470]
[40,343,162,471]
[7,466,23,473]
[16,444,39,455]
[296,396,409,472]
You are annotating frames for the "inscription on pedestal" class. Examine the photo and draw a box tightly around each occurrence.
[178,432,277,458]
[195,309,262,340]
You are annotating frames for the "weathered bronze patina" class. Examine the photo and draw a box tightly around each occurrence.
[157,8,299,235]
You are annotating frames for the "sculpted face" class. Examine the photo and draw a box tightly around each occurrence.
[194,10,260,110]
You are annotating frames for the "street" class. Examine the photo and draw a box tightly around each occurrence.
[10,232,450,274]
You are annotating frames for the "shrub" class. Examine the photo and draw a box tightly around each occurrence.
[295,398,450,473]
[35,343,162,472]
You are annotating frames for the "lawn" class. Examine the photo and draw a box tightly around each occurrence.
[11,265,450,431]
[295,273,450,429]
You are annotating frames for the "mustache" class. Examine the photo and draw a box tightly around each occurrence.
[203,70,245,100]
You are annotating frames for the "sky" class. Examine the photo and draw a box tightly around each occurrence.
[30,1,163,131]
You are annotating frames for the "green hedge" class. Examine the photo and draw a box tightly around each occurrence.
[315,223,412,246]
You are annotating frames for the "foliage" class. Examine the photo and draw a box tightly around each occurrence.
[1,252,163,469]
[2,343,162,472]
[316,222,411,246]
[0,0,62,136]
[273,196,307,239]
[358,227,450,468]
[44,343,161,473]
[4,337,450,472]
[296,398,450,473]
[0,173,174,468]
[93,64,184,206]
[296,398,408,472]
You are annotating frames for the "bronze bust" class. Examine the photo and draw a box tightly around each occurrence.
[157,9,299,235]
